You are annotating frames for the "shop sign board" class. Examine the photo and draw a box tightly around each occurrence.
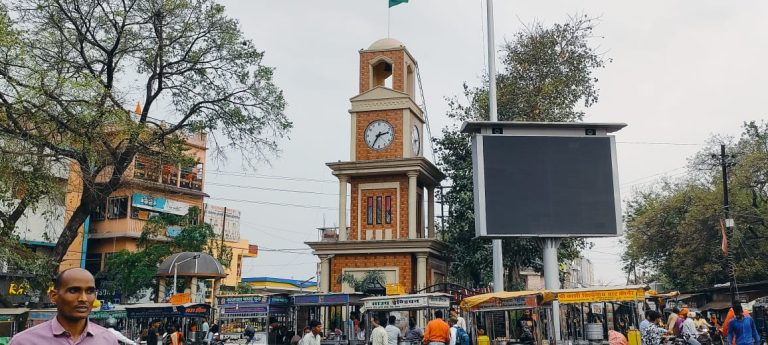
[126,306,178,318]
[217,296,266,306]
[28,310,56,321]
[0,315,14,321]
[180,304,210,317]
[293,294,350,305]
[268,296,289,305]
[132,192,190,216]
[90,310,127,320]
[364,296,450,310]
[204,204,241,242]
[557,289,644,304]
[475,295,537,311]
[170,293,191,305]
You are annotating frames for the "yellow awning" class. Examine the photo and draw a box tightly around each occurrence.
[460,290,553,311]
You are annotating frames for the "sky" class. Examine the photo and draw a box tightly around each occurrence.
[202,0,768,287]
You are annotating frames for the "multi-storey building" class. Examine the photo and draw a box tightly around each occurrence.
[306,38,447,294]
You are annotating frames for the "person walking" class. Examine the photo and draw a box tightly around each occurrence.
[9,268,118,345]
[727,305,760,345]
[386,315,402,345]
[669,308,681,335]
[405,317,424,342]
[147,319,162,345]
[476,327,490,345]
[450,309,467,331]
[371,314,390,345]
[105,318,138,345]
[423,311,450,345]
[302,320,323,345]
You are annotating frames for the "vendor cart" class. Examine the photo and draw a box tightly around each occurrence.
[0,308,28,342]
[125,303,182,341]
[552,285,647,344]
[292,293,366,345]
[26,308,56,328]
[460,291,554,345]
[360,293,452,345]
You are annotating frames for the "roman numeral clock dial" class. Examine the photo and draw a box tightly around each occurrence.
[364,120,394,150]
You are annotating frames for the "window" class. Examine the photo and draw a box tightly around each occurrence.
[107,197,128,219]
[375,196,382,224]
[130,207,151,220]
[366,197,373,225]
[133,154,160,182]
[385,196,392,224]
[91,201,106,221]
[180,163,203,190]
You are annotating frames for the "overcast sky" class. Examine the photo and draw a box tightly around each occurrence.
[203,0,768,287]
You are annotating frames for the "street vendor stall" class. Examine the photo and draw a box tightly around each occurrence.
[125,303,181,341]
[88,306,128,329]
[460,291,554,345]
[0,308,28,342]
[292,293,366,345]
[177,303,211,344]
[26,308,56,328]
[360,293,452,345]
[217,294,291,345]
[552,285,647,344]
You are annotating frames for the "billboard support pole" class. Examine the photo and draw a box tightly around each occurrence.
[485,0,504,295]
[541,237,562,342]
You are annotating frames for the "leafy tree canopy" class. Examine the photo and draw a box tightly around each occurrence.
[0,0,291,271]
[99,206,232,302]
[622,121,768,291]
[436,15,605,288]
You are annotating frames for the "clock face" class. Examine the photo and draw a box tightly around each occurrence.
[411,125,420,155]
[364,120,395,150]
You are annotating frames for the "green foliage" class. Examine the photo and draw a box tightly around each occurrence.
[0,235,52,307]
[436,15,604,288]
[0,0,291,267]
[234,282,257,295]
[99,207,230,301]
[622,121,768,291]
[336,270,385,293]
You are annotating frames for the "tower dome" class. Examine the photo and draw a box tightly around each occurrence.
[367,38,405,50]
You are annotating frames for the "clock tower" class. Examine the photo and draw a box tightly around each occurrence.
[307,38,448,294]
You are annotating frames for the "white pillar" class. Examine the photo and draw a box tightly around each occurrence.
[427,186,435,238]
[319,255,331,292]
[408,172,418,239]
[190,277,198,302]
[338,176,348,241]
[212,278,221,322]
[416,253,428,291]
[158,278,167,302]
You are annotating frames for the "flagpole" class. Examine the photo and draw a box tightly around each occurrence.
[387,6,391,38]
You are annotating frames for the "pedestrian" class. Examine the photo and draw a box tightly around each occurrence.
[294,326,310,345]
[404,317,424,342]
[147,319,163,345]
[106,318,138,345]
[681,310,701,345]
[8,268,118,345]
[371,314,389,345]
[245,323,256,344]
[422,310,450,345]
[723,307,752,345]
[668,307,681,335]
[517,309,536,344]
[449,318,470,345]
[357,320,367,341]
[676,308,689,336]
[641,311,669,345]
[202,318,210,341]
[450,308,467,331]
[169,325,183,345]
[302,320,323,345]
[447,318,458,345]
[693,313,712,333]
[475,326,490,345]
[608,325,628,345]
[640,310,652,335]
[386,315,402,345]
[727,305,760,345]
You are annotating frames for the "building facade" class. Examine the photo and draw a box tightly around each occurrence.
[306,38,447,295]
[562,256,595,289]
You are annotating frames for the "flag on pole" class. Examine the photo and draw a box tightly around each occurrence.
[720,219,728,255]
[389,0,408,8]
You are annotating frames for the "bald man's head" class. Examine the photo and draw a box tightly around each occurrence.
[54,268,94,289]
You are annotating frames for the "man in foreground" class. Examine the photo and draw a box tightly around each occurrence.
[423,310,450,345]
[10,268,118,344]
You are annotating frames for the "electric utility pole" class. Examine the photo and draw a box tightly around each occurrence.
[718,144,738,305]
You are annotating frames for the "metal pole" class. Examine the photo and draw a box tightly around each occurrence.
[720,144,738,305]
[220,207,227,260]
[173,263,178,296]
[541,238,562,342]
[486,0,504,295]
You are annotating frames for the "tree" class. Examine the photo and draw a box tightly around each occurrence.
[98,206,231,302]
[622,122,768,291]
[436,15,605,287]
[0,0,291,271]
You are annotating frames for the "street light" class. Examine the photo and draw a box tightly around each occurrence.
[173,254,201,296]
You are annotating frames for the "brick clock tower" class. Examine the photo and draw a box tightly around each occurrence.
[307,38,448,295]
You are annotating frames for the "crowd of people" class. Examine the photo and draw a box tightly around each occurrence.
[636,305,761,345]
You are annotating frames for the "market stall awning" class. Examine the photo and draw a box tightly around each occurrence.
[553,285,648,304]
[700,301,732,311]
[292,293,366,306]
[0,308,29,315]
[646,291,680,299]
[460,291,553,312]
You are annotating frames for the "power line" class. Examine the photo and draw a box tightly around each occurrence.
[207,182,340,196]
[207,170,336,184]
[616,141,704,146]
[206,197,337,211]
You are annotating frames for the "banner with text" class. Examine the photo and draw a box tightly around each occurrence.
[557,289,645,304]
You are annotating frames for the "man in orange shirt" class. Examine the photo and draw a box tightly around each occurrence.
[423,310,450,345]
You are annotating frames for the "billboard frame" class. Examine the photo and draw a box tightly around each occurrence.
[462,121,627,238]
